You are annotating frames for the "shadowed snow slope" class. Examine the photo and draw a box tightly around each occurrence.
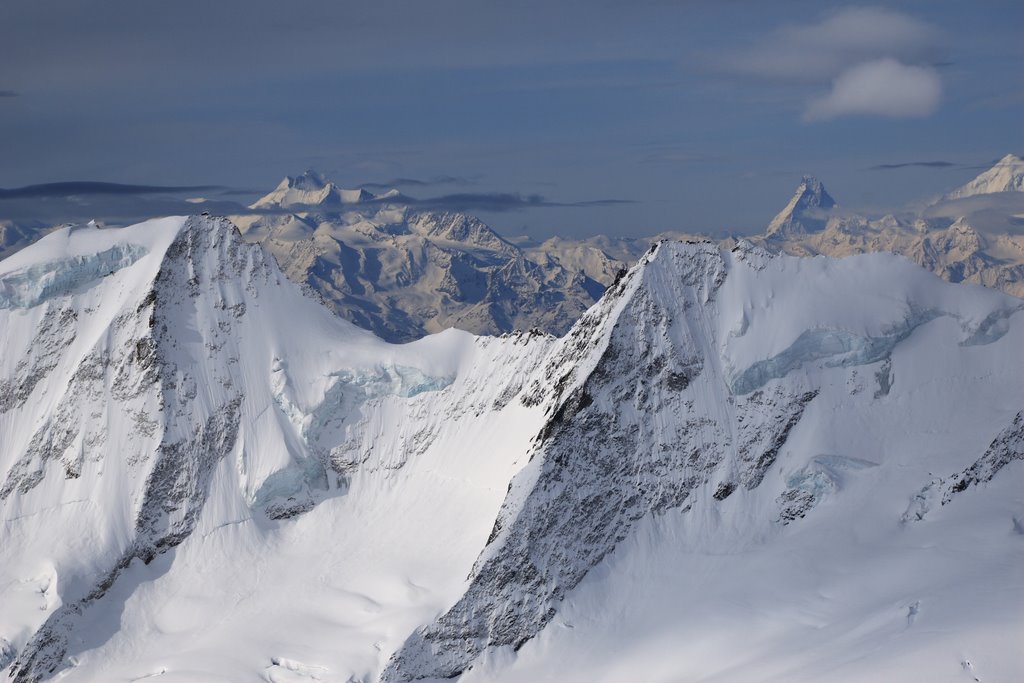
[1,220,1022,683]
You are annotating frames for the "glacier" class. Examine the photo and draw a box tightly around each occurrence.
[0,242,147,310]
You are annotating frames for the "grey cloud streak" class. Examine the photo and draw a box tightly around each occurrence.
[358,176,476,190]
[0,181,225,200]
[869,161,956,170]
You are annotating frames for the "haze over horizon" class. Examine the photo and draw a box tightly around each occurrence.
[1,0,1021,238]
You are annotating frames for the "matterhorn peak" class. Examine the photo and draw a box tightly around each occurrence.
[792,175,836,209]
[766,174,837,237]
[945,153,1024,201]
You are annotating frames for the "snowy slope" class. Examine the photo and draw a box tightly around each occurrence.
[0,216,553,682]
[382,241,1024,682]
[0,220,59,262]
[945,153,1024,200]
[1,219,1022,683]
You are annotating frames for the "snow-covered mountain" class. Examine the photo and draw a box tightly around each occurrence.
[233,174,607,342]
[944,153,1024,200]
[251,170,386,209]
[748,161,1024,298]
[2,216,1022,682]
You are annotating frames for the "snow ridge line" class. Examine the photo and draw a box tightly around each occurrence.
[7,218,259,683]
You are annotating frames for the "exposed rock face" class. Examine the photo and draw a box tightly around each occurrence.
[903,410,1024,524]
[381,243,822,681]
[943,410,1024,503]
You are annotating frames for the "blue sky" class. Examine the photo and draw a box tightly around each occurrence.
[0,0,1021,237]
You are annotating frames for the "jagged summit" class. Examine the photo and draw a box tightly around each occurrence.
[250,170,380,210]
[945,153,1024,200]
[766,175,837,237]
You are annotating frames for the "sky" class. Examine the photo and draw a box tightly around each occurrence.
[1,0,1021,238]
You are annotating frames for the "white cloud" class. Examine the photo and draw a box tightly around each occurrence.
[803,59,942,122]
[725,7,942,82]
[720,6,946,122]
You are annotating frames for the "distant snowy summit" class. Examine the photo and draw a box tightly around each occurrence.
[944,153,1024,200]
[748,156,1024,298]
[766,175,837,237]
[250,170,398,209]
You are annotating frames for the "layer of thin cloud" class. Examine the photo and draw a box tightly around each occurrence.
[359,176,474,190]
[804,59,942,122]
[0,185,634,224]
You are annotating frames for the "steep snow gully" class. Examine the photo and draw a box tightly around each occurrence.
[1,217,1022,683]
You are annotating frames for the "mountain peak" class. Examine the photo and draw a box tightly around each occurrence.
[945,153,1024,200]
[793,175,836,209]
[287,170,331,191]
[251,171,377,209]
[766,175,837,237]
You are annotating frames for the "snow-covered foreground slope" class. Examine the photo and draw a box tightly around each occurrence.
[1,218,1022,683]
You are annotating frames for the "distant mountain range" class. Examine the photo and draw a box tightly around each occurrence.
[750,153,1024,298]
[228,156,1024,340]
[2,155,1023,340]
[230,172,609,342]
